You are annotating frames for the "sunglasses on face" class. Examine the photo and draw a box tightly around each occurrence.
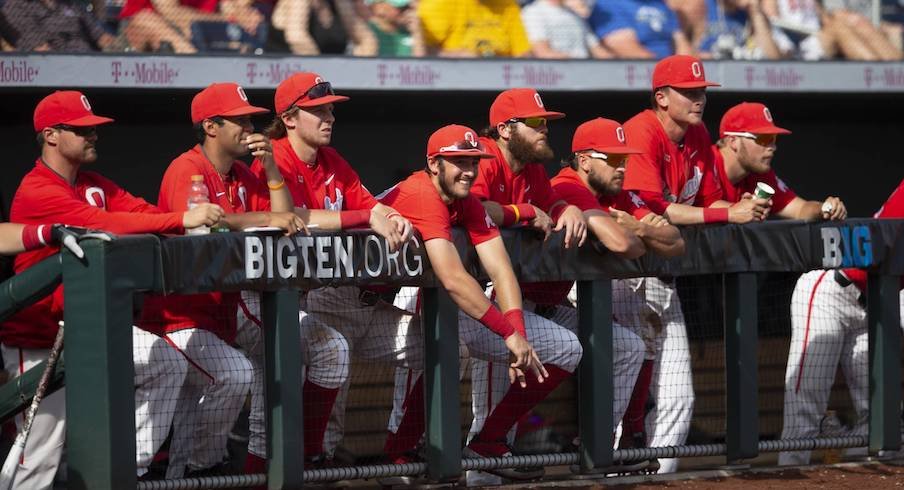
[508,117,547,129]
[291,82,335,108]
[724,131,777,146]
[586,151,629,168]
[54,124,97,138]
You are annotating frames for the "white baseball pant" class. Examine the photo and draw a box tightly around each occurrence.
[611,277,693,474]
[163,328,253,478]
[779,270,904,465]
[0,328,187,489]
[234,292,349,459]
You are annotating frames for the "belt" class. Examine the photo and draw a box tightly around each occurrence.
[358,288,381,307]
[833,270,852,288]
[833,270,865,308]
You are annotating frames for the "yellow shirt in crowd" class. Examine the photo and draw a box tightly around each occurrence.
[418,0,531,57]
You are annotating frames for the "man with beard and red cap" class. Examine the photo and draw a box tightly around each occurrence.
[553,118,685,474]
[701,101,847,221]
[378,124,582,483]
[4,90,224,488]
[621,55,770,473]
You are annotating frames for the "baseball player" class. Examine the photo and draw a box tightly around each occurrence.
[621,55,770,473]
[2,90,224,488]
[779,178,904,465]
[247,72,413,471]
[378,124,582,481]
[552,118,686,472]
[701,101,847,220]
[138,82,307,479]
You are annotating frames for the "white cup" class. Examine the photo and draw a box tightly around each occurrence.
[754,182,775,200]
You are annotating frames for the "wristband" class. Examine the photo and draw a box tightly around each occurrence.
[703,207,729,224]
[501,205,517,226]
[267,180,286,190]
[478,305,515,339]
[503,308,527,340]
[22,224,52,251]
[339,209,370,229]
[516,203,536,221]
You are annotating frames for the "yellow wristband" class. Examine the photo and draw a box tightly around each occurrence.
[510,204,520,222]
[267,180,286,190]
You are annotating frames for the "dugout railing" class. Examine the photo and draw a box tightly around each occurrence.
[0,218,901,490]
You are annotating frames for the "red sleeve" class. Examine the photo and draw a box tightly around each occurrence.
[526,165,561,214]
[623,117,666,195]
[876,178,904,218]
[380,178,453,242]
[636,190,670,216]
[616,191,653,219]
[696,146,725,207]
[764,171,797,213]
[18,177,183,234]
[92,173,165,214]
[158,159,196,212]
[470,158,497,201]
[458,195,500,245]
[337,163,378,210]
[551,181,602,212]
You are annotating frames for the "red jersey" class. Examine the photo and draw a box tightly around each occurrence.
[378,171,499,246]
[3,160,184,349]
[843,177,904,293]
[520,167,655,305]
[470,137,564,215]
[623,110,722,215]
[700,145,797,212]
[253,138,378,212]
[120,0,218,19]
[140,146,271,343]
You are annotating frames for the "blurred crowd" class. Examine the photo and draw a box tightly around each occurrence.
[1,0,901,60]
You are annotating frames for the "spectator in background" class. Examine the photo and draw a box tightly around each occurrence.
[1,11,17,50]
[696,0,782,59]
[588,0,695,58]
[365,0,424,56]
[118,0,263,53]
[418,0,532,57]
[762,0,902,60]
[271,0,377,55]
[521,0,613,58]
[2,0,115,51]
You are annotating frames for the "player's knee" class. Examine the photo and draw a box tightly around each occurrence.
[218,356,254,392]
[551,330,583,373]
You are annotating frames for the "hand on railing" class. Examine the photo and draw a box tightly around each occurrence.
[51,225,114,259]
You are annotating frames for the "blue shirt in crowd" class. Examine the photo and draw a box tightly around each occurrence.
[588,0,680,58]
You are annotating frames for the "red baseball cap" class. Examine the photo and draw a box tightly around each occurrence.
[719,102,792,138]
[572,118,641,155]
[33,91,114,132]
[274,72,349,113]
[191,83,268,124]
[427,125,493,159]
[489,88,565,127]
[652,55,720,90]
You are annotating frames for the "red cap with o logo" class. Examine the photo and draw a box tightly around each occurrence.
[274,72,349,113]
[652,55,720,90]
[33,91,114,132]
[427,125,494,158]
[489,88,565,127]
[191,82,269,124]
[719,102,791,138]
[572,118,641,155]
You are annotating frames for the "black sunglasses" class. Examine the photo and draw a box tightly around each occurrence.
[54,124,97,137]
[290,82,335,109]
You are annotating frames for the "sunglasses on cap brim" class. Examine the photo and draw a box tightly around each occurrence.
[584,151,629,167]
[723,131,778,146]
[289,82,336,108]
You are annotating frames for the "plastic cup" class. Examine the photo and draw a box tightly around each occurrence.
[754,182,775,200]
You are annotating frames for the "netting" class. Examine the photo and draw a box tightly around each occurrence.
[0,0,900,60]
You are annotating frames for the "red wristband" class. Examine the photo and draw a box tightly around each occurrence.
[503,309,527,340]
[22,224,52,251]
[517,203,536,221]
[479,305,515,339]
[501,205,517,226]
[339,209,370,229]
[703,207,729,224]
[548,202,566,222]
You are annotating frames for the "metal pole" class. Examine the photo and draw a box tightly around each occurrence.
[724,272,759,463]
[867,272,902,454]
[576,279,614,472]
